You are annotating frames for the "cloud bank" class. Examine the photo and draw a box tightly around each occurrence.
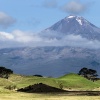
[0,30,100,49]
[0,12,16,29]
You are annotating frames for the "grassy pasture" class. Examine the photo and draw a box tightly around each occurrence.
[0,73,99,100]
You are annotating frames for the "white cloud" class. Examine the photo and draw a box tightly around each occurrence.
[0,30,42,43]
[0,30,42,48]
[0,30,100,49]
[0,12,16,29]
[59,35,100,49]
[62,0,87,14]
[0,32,14,40]
[37,34,100,49]
[12,30,35,43]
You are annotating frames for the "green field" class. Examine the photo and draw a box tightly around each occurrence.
[0,73,100,100]
[7,73,100,90]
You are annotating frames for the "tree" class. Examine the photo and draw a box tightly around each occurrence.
[0,66,13,79]
[78,67,98,81]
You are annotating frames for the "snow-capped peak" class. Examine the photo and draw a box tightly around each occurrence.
[41,15,100,41]
[67,15,83,25]
[68,15,75,19]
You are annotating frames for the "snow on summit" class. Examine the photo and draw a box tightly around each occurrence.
[68,15,75,18]
[67,15,83,25]
[76,18,82,25]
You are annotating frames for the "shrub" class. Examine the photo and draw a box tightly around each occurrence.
[5,85,17,90]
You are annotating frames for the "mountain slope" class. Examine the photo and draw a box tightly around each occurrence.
[41,15,100,40]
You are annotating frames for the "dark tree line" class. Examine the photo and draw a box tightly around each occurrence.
[0,66,13,79]
[78,67,98,81]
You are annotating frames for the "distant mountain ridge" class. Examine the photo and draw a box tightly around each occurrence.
[0,46,100,77]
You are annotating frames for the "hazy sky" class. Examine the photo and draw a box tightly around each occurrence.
[0,0,100,48]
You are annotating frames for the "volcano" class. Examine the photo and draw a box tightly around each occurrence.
[41,15,100,40]
[0,15,100,77]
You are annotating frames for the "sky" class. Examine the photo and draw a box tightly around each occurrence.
[0,0,100,48]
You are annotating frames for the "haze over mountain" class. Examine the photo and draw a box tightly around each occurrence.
[0,15,100,77]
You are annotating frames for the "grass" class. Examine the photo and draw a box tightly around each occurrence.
[0,73,100,100]
[0,78,13,86]
[6,73,100,90]
[58,73,100,90]
[8,74,60,88]
[0,92,100,100]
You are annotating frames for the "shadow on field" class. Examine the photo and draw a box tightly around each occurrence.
[17,83,66,93]
[17,83,100,96]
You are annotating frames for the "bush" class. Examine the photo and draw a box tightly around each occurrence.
[5,85,17,90]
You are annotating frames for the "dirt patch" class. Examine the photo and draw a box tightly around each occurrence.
[17,83,100,96]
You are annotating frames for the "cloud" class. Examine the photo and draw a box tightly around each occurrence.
[0,30,42,48]
[11,30,34,43]
[37,34,100,49]
[43,0,57,8]
[9,30,42,43]
[0,32,14,40]
[57,35,100,49]
[37,31,100,49]
[0,12,16,29]
[61,0,87,14]
[0,30,100,49]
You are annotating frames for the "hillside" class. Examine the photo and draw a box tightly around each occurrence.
[58,73,100,90]
[0,73,98,91]
[0,73,99,100]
